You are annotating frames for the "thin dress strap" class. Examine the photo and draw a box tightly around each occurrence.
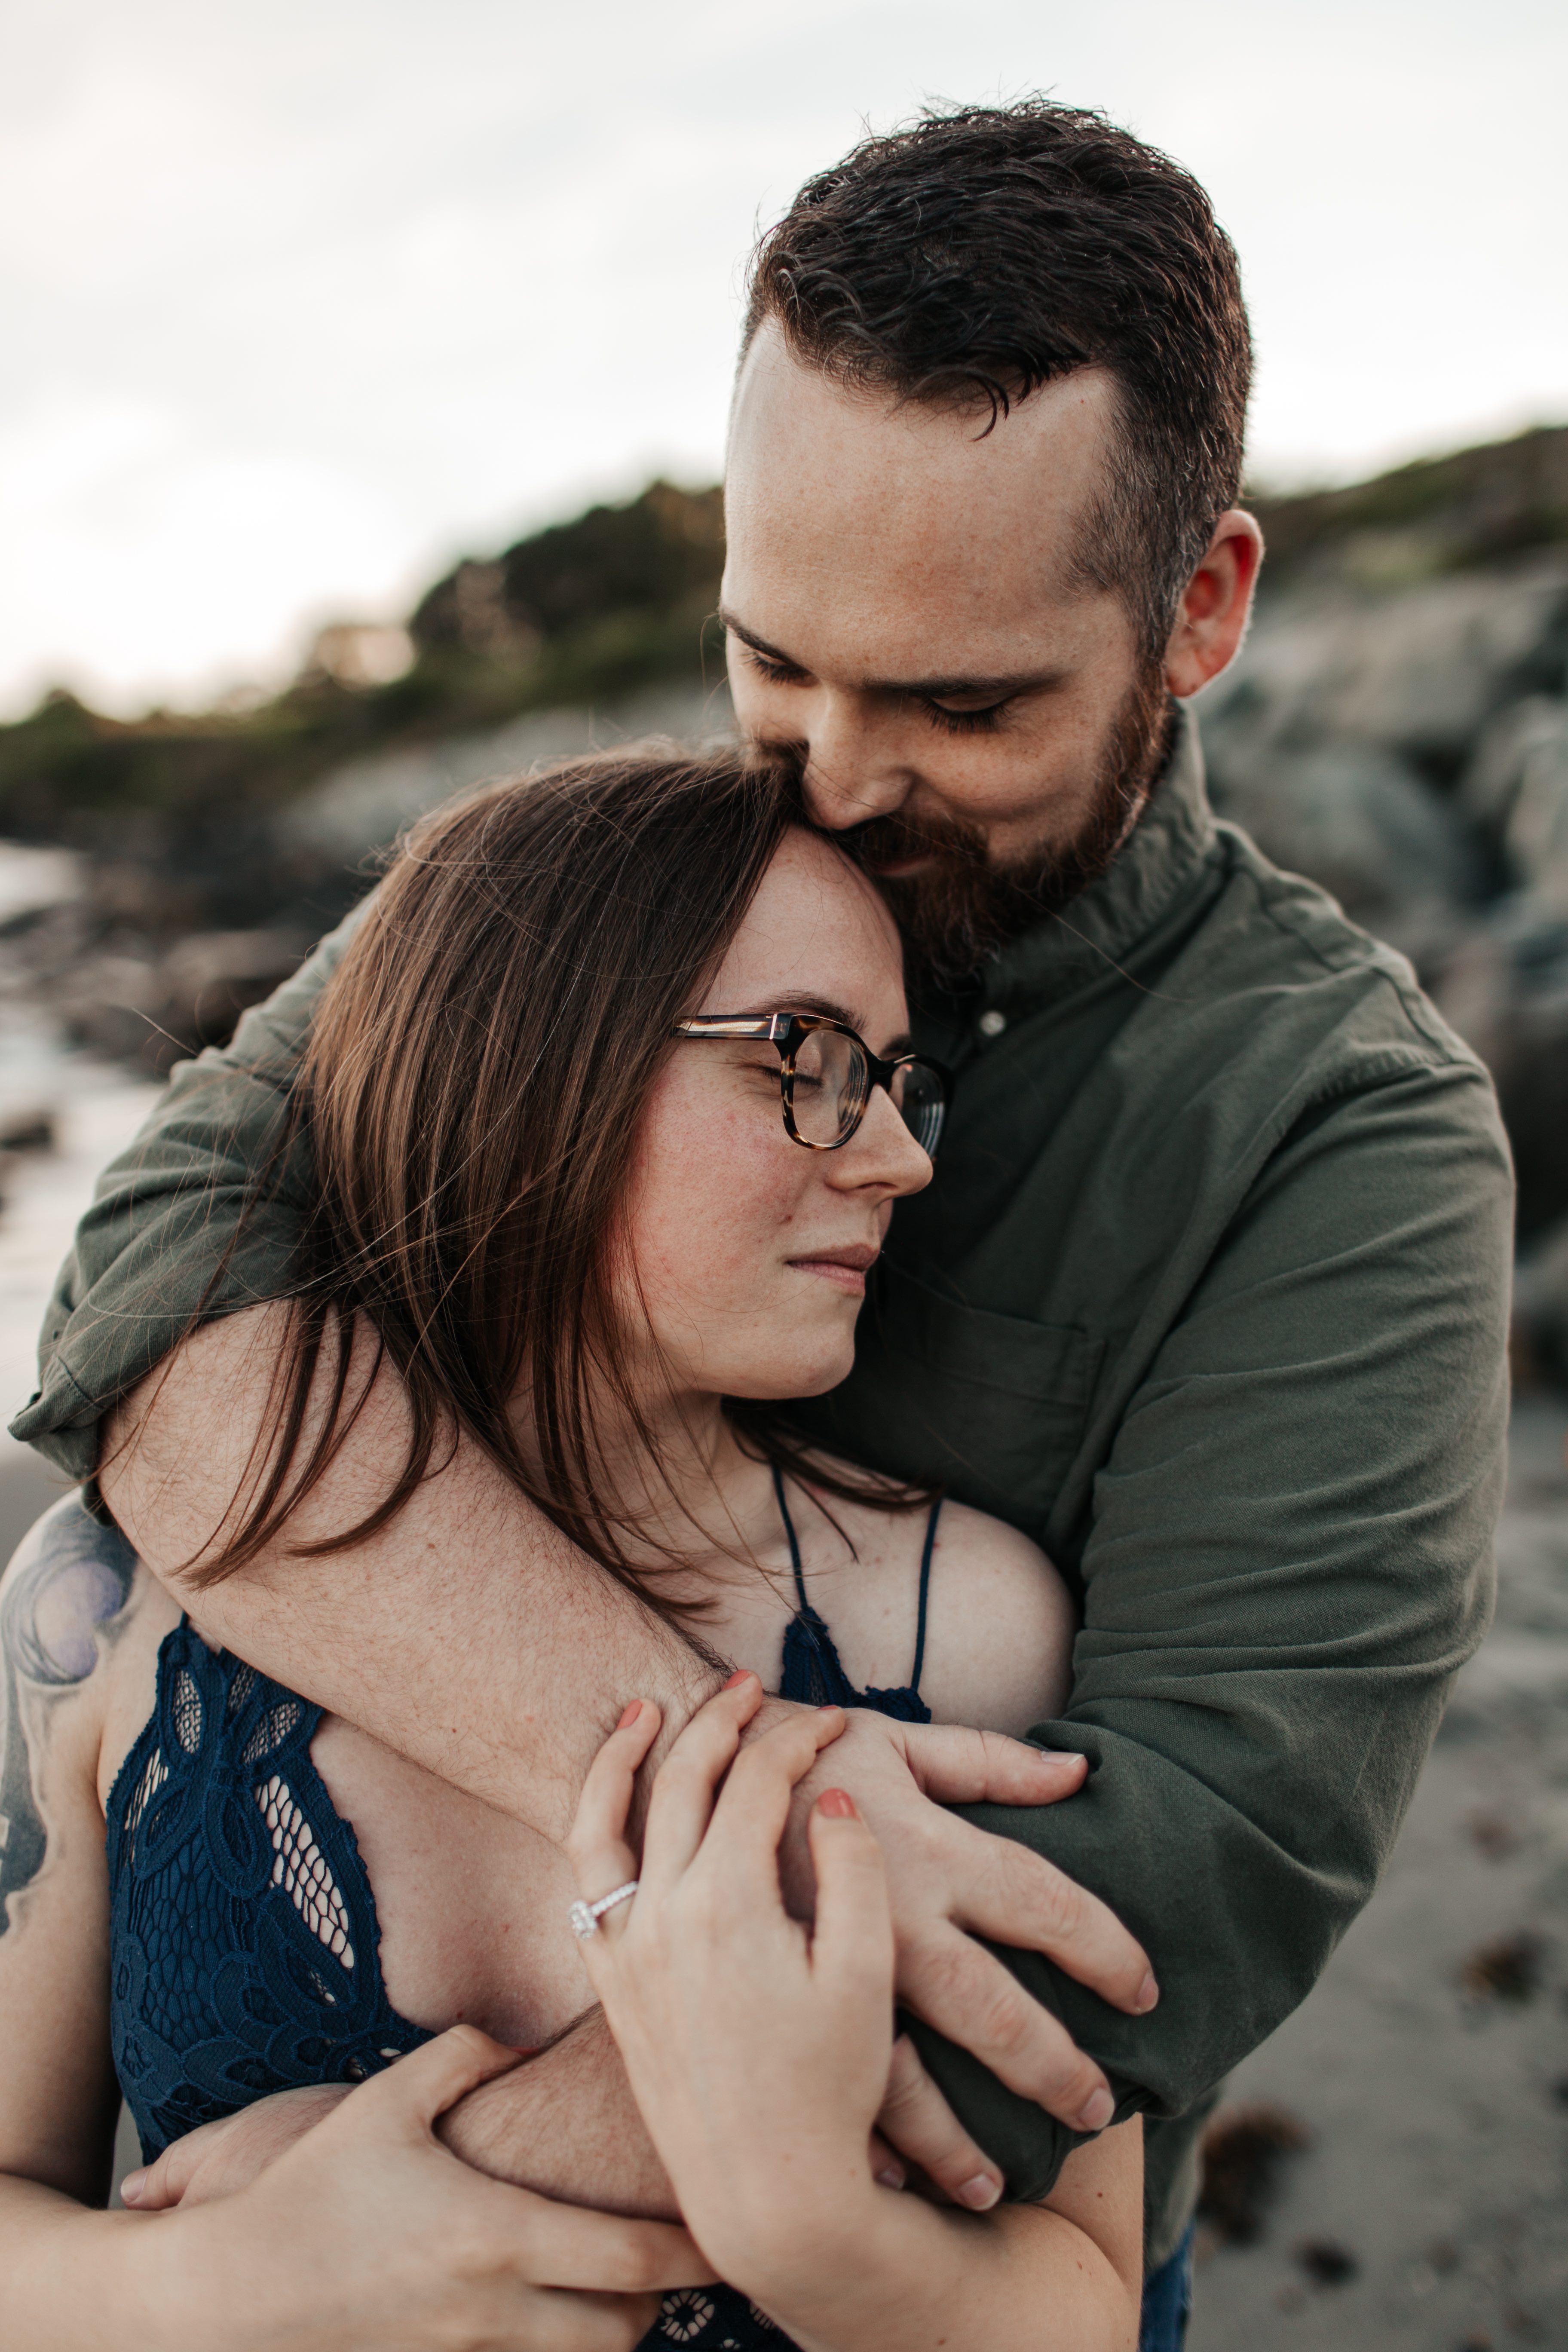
[771,1463,811,1609]
[774,1465,940,1700]
[910,1497,942,1692]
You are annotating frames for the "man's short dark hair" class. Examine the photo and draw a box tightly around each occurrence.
[744,100,1252,661]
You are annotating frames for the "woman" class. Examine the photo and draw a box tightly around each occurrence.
[0,750,1141,2348]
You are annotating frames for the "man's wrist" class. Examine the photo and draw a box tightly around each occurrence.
[625,1658,729,1841]
[439,2007,680,2220]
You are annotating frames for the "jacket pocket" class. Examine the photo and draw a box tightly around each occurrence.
[809,1263,1102,1539]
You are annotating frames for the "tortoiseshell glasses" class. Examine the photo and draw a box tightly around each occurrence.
[673,1012,949,1156]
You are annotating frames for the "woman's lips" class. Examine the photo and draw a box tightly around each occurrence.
[787,1244,879,1295]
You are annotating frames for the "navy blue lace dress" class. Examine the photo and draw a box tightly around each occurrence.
[106,1482,941,2352]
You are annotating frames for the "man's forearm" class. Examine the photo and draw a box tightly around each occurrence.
[442,2008,678,2220]
[100,1305,721,1840]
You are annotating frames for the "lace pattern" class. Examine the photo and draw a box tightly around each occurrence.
[106,1626,428,2158]
[107,1629,800,2352]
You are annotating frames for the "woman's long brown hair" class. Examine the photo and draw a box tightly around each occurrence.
[194,747,925,1617]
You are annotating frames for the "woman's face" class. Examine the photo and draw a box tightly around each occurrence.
[622,826,934,1406]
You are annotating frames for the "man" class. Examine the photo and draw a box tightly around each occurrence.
[14,101,1510,2346]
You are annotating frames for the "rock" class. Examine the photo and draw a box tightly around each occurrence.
[1197,2104,1311,2245]
[154,930,313,1060]
[52,930,310,1075]
[1207,742,1475,968]
[1457,1930,1545,2004]
[0,1109,54,1153]
[282,681,734,872]
[1202,554,1568,775]
[1513,1210,1568,1386]
[1291,2238,1359,2286]
[1429,892,1568,1243]
[1461,695,1568,902]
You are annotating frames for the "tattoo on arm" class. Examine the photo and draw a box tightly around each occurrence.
[0,1497,138,1929]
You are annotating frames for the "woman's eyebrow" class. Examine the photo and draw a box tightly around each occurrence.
[725,992,858,1026]
[725,995,914,1057]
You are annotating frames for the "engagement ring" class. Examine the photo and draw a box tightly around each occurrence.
[568,1880,640,1939]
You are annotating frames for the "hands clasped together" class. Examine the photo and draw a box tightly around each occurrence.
[108,1683,1152,2352]
[566,1676,913,2338]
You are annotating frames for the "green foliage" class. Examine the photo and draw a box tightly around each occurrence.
[4,429,1563,861]
[0,481,727,855]
[1249,425,1568,582]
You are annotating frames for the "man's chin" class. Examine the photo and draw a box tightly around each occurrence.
[874,684,1176,987]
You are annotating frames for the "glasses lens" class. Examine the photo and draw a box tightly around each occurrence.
[889,1060,946,1156]
[790,1026,865,1145]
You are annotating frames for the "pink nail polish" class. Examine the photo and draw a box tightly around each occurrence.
[817,1788,856,1819]
[722,1669,753,1691]
[616,1700,642,1730]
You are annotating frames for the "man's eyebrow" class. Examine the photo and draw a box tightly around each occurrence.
[719,609,806,668]
[719,607,1063,701]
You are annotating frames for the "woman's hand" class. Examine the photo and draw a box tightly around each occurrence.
[566,1676,897,2303]
[121,2084,350,2210]
[136,2026,713,2352]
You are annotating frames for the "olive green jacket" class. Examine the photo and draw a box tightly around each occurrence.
[13,710,1512,2263]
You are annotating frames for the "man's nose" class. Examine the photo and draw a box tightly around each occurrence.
[795,692,918,833]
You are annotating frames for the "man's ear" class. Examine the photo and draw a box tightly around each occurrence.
[1163,509,1264,699]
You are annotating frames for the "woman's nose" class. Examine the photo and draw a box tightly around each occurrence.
[830,1084,934,1197]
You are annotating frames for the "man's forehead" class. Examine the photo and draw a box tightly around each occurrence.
[724,324,1119,648]
[728,322,1117,518]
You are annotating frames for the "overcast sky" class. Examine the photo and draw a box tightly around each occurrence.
[3,0,1565,718]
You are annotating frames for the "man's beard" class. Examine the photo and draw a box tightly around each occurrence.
[840,670,1176,991]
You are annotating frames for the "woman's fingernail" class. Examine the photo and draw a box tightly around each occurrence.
[1075,2087,1115,2132]
[875,2160,906,2190]
[817,1787,856,1819]
[119,2169,146,2204]
[957,2172,1002,2211]
[1134,1971,1159,2012]
[722,1669,753,1691]
[616,1700,643,1730]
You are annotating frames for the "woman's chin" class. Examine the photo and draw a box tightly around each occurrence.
[723,1348,858,1403]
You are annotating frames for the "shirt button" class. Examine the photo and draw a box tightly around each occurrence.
[978,1009,1008,1038]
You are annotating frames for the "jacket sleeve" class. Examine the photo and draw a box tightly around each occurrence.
[8,900,371,1480]
[907,1059,1513,2197]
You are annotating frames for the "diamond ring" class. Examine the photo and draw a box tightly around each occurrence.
[569,1880,640,1939]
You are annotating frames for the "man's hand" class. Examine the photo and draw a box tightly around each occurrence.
[761,1704,1158,2135]
[122,2007,1013,2220]
[126,2027,713,2352]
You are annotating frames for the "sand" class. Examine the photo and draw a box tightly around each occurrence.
[1188,1393,1568,2351]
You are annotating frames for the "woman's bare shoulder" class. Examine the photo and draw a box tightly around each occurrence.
[914,1498,1078,1740]
[798,1467,1078,1740]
